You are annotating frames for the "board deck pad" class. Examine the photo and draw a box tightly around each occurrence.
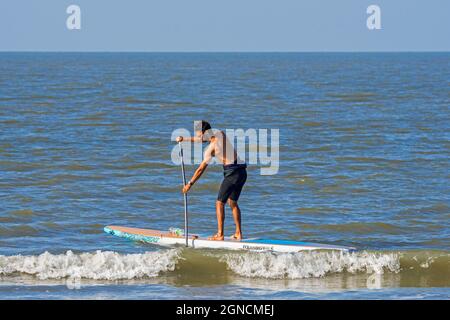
[104,225,355,253]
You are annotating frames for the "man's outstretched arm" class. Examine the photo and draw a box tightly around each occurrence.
[176,136,202,143]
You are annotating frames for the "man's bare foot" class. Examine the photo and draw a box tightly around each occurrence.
[230,233,242,241]
[208,233,224,241]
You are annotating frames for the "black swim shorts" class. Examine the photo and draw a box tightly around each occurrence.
[217,164,247,203]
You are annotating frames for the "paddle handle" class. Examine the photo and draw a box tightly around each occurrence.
[179,142,189,247]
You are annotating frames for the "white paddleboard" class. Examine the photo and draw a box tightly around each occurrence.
[104,226,355,253]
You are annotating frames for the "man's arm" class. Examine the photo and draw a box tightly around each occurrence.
[176,136,202,143]
[182,160,208,193]
[190,160,208,185]
[181,139,214,194]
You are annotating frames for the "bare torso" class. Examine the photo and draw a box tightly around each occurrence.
[204,130,240,165]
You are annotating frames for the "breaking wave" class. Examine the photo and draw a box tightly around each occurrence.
[0,249,181,280]
[218,251,401,279]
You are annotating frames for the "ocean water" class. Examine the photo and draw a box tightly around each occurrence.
[0,52,449,299]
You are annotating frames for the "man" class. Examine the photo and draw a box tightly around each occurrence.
[176,121,247,241]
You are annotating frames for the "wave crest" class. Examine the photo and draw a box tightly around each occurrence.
[0,249,181,280]
[220,251,400,279]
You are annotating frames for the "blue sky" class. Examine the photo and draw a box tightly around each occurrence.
[0,0,449,51]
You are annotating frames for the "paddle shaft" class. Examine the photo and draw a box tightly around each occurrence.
[178,142,189,247]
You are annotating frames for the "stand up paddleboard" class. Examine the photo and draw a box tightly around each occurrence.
[104,226,355,253]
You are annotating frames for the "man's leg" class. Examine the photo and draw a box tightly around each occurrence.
[210,200,225,240]
[228,199,242,240]
[210,174,234,241]
[227,169,246,240]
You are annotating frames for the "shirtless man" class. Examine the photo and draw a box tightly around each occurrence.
[176,121,247,241]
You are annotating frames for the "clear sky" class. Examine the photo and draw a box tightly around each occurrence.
[0,0,449,51]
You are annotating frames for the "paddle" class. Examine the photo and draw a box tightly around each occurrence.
[178,142,189,247]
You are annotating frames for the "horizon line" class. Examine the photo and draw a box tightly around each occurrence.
[0,50,449,54]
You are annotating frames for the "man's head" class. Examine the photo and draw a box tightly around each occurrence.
[194,120,212,141]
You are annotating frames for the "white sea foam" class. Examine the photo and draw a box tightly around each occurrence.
[219,251,400,279]
[0,249,181,280]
